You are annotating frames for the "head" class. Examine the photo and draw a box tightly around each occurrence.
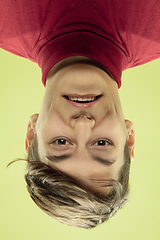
[25,134,131,228]
[25,56,135,228]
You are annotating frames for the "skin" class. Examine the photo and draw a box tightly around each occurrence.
[25,56,135,196]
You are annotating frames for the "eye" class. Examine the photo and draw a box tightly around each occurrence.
[53,138,70,145]
[93,140,112,146]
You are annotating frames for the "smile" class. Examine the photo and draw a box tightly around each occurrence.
[63,95,102,107]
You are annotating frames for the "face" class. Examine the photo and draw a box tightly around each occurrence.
[30,59,132,196]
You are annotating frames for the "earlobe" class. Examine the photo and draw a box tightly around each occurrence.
[25,114,39,154]
[125,120,135,161]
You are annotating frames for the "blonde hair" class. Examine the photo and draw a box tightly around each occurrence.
[25,135,130,229]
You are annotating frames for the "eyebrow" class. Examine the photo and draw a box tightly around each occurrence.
[46,154,115,166]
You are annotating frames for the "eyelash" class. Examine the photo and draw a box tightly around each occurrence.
[93,140,112,146]
[52,138,112,146]
[53,139,70,145]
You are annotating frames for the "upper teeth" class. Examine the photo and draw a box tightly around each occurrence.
[69,97,96,102]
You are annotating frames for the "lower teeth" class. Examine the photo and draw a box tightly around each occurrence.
[73,101,92,103]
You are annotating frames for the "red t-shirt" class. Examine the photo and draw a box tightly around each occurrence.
[0,0,160,88]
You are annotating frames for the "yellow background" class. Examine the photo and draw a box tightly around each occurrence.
[0,48,160,239]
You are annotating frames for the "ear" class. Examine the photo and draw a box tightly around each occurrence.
[25,114,39,154]
[125,120,135,161]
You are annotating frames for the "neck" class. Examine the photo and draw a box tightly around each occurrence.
[46,56,116,83]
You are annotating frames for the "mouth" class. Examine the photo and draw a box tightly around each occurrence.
[63,94,102,107]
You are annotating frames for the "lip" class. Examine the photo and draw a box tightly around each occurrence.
[63,95,102,108]
[65,94,100,98]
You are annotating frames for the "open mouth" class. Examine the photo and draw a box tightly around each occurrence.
[63,95,102,103]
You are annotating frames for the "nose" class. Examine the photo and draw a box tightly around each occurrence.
[70,114,95,145]
[70,115,95,144]
[70,114,95,129]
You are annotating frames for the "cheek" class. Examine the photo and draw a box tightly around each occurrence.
[40,113,70,145]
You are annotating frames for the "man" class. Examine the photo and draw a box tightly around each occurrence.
[1,0,159,228]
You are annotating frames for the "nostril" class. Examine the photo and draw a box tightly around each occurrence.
[87,116,93,120]
[71,115,95,128]
[73,114,94,120]
[73,116,79,119]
